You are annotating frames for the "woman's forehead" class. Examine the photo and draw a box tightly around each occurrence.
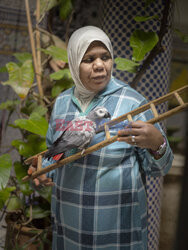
[85,41,110,54]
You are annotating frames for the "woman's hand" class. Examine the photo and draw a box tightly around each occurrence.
[117,120,164,151]
[27,157,54,187]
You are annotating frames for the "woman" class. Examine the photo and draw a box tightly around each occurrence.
[29,26,173,249]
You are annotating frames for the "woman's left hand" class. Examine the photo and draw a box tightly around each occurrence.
[117,120,164,151]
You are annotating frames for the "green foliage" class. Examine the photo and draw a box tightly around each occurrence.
[0,187,16,210]
[14,52,33,63]
[2,60,34,99]
[0,154,12,189]
[0,65,8,73]
[14,113,48,137]
[12,135,47,158]
[130,29,159,62]
[134,15,159,22]
[41,45,68,62]
[21,100,47,117]
[59,0,73,20]
[6,195,23,212]
[40,0,60,19]
[0,100,21,111]
[26,206,51,219]
[174,29,188,43]
[50,68,71,80]
[115,58,140,73]
[51,78,73,97]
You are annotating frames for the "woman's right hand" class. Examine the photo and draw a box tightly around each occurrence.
[27,157,54,187]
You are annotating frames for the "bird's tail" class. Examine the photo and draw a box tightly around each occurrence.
[44,150,64,161]
[53,153,64,161]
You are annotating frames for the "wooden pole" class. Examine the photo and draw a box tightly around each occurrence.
[25,0,44,102]
[22,85,188,181]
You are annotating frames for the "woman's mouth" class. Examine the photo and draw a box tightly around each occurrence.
[92,75,106,82]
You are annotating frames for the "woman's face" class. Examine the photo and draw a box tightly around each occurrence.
[79,41,113,93]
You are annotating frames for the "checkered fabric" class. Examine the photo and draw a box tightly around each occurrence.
[42,78,173,249]
[99,1,173,248]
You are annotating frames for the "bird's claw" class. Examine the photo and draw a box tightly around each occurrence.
[81,149,86,156]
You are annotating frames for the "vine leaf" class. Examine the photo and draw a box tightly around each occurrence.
[40,45,68,62]
[12,135,47,158]
[59,0,73,20]
[130,29,159,62]
[115,57,140,73]
[0,154,12,189]
[14,112,48,137]
[134,15,159,22]
[2,60,34,99]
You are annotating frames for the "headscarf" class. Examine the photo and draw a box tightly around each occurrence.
[67,26,113,111]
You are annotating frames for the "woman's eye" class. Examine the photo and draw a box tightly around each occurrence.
[102,55,111,61]
[82,57,93,63]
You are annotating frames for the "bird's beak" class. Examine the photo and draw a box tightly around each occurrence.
[104,112,111,118]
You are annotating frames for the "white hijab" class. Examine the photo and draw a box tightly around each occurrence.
[67,26,113,111]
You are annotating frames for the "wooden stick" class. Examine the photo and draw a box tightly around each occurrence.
[96,85,188,133]
[24,149,48,165]
[127,114,133,122]
[174,92,185,106]
[104,124,111,139]
[23,85,188,166]
[25,0,44,102]
[37,155,42,171]
[22,135,118,182]
[22,100,188,182]
[150,103,158,118]
[36,0,42,89]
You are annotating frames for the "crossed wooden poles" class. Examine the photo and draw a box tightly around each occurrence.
[22,85,188,182]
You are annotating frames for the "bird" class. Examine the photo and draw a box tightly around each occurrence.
[44,107,111,161]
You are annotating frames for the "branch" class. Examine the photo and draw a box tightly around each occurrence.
[131,0,172,88]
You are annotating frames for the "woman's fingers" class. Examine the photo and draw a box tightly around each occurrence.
[28,160,54,187]
[117,121,163,150]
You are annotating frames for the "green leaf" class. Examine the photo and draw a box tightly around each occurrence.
[2,60,34,99]
[12,135,47,158]
[40,0,59,18]
[134,15,159,22]
[50,68,72,80]
[0,99,21,111]
[6,195,23,212]
[14,112,48,137]
[0,154,12,189]
[0,187,16,210]
[14,162,28,180]
[59,0,73,20]
[14,162,33,195]
[174,29,188,43]
[21,100,47,117]
[26,206,51,219]
[13,52,33,63]
[51,78,73,97]
[37,186,52,203]
[40,45,68,62]
[130,29,159,62]
[115,57,140,73]
[0,66,8,73]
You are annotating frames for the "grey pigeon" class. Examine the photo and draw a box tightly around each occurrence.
[44,107,111,161]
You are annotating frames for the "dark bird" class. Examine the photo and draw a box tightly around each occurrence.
[44,107,111,161]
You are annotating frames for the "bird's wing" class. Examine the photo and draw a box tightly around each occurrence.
[53,117,96,149]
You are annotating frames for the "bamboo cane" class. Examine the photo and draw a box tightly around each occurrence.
[22,85,188,182]
[25,0,44,102]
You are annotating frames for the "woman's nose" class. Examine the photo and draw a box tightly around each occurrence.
[93,58,104,70]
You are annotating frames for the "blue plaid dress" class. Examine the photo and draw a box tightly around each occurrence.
[43,78,173,250]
